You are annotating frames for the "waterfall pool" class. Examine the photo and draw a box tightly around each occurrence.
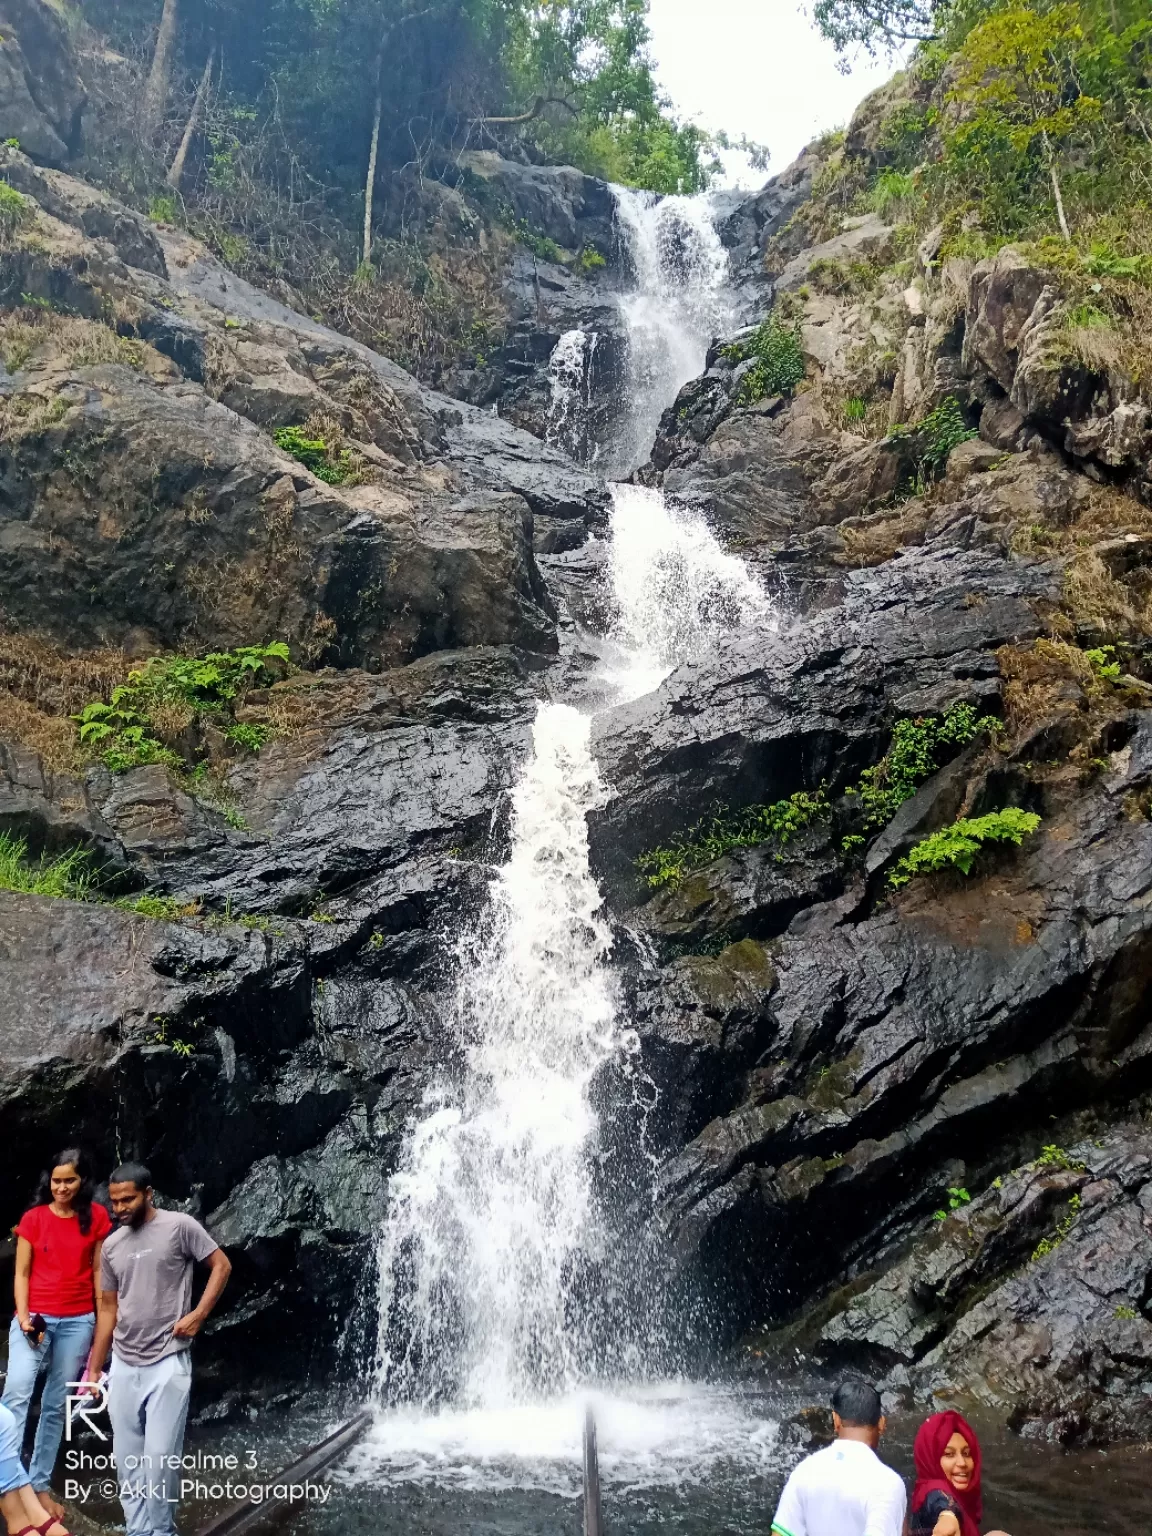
[167,1385,1149,1536]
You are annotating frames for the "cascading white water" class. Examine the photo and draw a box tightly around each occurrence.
[545,327,599,463]
[604,483,774,701]
[368,189,780,1488]
[607,187,734,474]
[375,703,623,1408]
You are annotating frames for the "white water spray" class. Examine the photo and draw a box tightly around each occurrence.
[605,483,774,701]
[376,703,625,1408]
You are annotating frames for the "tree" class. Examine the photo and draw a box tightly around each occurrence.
[948,3,1101,241]
[812,0,941,55]
[167,45,215,190]
[143,0,182,139]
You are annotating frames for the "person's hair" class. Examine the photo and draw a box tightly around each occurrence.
[32,1147,96,1236]
[109,1161,152,1194]
[831,1377,883,1427]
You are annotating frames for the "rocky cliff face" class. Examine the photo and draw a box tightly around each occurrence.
[0,91,602,1390]
[2,6,1151,1444]
[593,99,1152,1442]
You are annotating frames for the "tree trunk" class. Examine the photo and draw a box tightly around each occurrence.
[143,0,181,141]
[362,83,382,266]
[166,45,214,191]
[1042,133,1071,243]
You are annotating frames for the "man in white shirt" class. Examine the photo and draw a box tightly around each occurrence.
[771,1378,906,1536]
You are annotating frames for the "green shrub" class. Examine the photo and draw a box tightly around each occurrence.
[637,788,830,890]
[889,807,1042,889]
[727,317,806,402]
[842,395,868,423]
[225,722,271,752]
[1081,243,1152,283]
[0,181,29,240]
[272,425,354,485]
[576,245,606,272]
[868,169,918,219]
[0,834,93,900]
[148,194,178,224]
[853,702,999,829]
[917,396,978,479]
[74,643,289,774]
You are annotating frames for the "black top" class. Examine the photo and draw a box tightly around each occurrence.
[910,1489,965,1536]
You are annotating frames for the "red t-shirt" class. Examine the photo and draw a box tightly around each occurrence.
[15,1203,113,1317]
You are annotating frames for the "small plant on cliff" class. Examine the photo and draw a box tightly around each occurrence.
[852,702,1000,829]
[636,787,830,890]
[888,807,1042,889]
[74,643,290,773]
[1031,1191,1082,1261]
[932,1186,972,1221]
[272,425,355,485]
[1034,1143,1086,1172]
[725,317,806,402]
[917,397,978,479]
[0,181,28,241]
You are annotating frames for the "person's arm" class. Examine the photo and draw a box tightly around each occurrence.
[172,1248,231,1338]
[91,1238,105,1312]
[85,1287,118,1388]
[13,1236,34,1332]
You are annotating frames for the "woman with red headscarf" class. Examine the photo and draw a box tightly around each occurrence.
[910,1412,1011,1536]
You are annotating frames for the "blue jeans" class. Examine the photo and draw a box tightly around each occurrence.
[2,1312,95,1490]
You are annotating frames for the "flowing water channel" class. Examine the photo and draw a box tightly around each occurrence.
[340,185,789,1515]
[259,190,1152,1536]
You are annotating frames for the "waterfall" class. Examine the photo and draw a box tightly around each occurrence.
[373,192,772,1423]
[607,187,734,474]
[545,327,599,464]
[604,483,774,701]
[375,703,622,1408]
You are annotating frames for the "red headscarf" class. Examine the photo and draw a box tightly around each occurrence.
[912,1411,983,1536]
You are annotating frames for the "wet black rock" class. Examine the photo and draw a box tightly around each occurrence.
[590,543,1055,879]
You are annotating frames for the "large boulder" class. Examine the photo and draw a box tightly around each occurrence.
[450,150,616,254]
[0,0,84,165]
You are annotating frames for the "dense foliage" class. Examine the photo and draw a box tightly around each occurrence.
[84,0,717,200]
[813,0,1152,252]
[74,643,289,772]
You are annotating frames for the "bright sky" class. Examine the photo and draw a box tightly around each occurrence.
[646,0,908,186]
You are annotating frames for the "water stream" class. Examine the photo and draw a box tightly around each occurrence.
[355,187,784,1499]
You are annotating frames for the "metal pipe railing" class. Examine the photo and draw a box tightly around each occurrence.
[583,1405,604,1536]
[193,1407,372,1536]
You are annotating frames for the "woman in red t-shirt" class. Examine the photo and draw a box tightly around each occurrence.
[2,1148,111,1511]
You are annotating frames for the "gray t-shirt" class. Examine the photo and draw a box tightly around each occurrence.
[100,1209,219,1366]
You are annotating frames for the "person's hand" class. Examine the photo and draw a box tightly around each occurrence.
[17,1315,34,1335]
[172,1310,204,1339]
[80,1370,104,1398]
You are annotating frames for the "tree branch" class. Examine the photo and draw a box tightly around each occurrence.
[471,95,578,125]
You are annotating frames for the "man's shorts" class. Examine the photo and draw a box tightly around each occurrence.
[0,1401,28,1494]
